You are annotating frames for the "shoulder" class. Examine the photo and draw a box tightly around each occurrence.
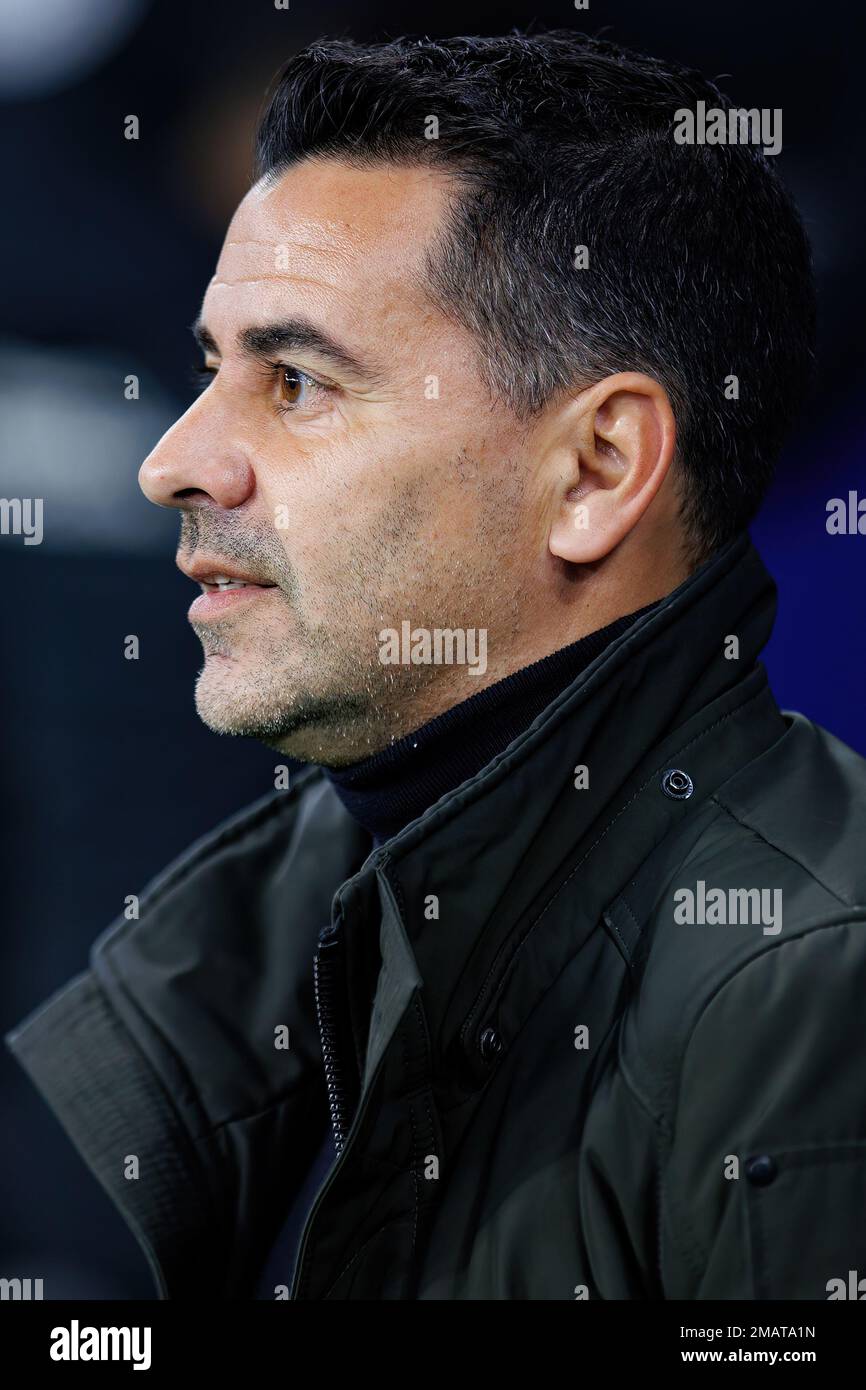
[109,766,355,921]
[86,766,371,994]
[617,712,866,1120]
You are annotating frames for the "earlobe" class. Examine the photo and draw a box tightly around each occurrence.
[547,372,676,566]
[550,482,619,564]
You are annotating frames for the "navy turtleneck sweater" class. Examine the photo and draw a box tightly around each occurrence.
[254,600,658,1297]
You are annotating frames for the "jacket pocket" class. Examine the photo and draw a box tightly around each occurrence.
[745,1142,866,1299]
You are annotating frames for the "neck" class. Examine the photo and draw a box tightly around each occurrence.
[325,600,659,844]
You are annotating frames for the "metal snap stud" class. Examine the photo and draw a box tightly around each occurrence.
[661,768,694,800]
[479,1026,503,1061]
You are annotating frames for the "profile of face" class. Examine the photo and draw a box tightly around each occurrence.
[139,158,683,766]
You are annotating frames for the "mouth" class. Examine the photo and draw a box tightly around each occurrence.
[198,573,276,594]
[179,558,279,621]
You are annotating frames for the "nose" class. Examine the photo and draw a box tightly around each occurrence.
[138,392,254,512]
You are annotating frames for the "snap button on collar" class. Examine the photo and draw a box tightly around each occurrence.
[661,768,694,800]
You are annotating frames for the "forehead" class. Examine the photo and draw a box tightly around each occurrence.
[203,158,453,335]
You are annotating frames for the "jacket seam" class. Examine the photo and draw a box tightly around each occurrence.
[710,790,856,909]
[617,894,643,960]
[616,1043,669,1133]
[602,906,632,960]
[612,1034,704,1285]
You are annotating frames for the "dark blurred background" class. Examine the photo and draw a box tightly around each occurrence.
[0,0,863,1298]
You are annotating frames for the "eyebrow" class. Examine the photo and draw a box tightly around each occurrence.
[190,316,381,384]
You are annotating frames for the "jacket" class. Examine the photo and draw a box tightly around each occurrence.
[7,531,866,1300]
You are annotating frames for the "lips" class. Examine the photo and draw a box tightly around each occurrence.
[179,555,278,622]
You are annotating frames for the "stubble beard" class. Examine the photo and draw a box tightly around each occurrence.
[191,600,446,767]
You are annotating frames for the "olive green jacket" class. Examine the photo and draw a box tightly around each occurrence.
[7,533,866,1299]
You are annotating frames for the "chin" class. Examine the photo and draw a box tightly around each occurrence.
[192,659,308,745]
[194,661,266,737]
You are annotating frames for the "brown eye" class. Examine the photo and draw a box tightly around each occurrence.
[280,367,306,406]
[272,362,330,414]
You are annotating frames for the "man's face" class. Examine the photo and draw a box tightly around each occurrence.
[139,158,547,765]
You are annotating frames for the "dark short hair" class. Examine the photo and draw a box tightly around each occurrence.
[255,30,817,564]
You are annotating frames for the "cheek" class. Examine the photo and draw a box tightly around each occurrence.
[255,424,479,615]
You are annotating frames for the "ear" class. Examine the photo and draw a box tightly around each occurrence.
[547,372,676,564]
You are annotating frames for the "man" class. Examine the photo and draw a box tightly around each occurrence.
[7,31,866,1301]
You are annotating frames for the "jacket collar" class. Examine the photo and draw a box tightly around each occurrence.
[337,531,781,1096]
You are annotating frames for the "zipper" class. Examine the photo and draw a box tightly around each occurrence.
[294,892,421,1299]
[289,919,360,1299]
[313,920,359,1153]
